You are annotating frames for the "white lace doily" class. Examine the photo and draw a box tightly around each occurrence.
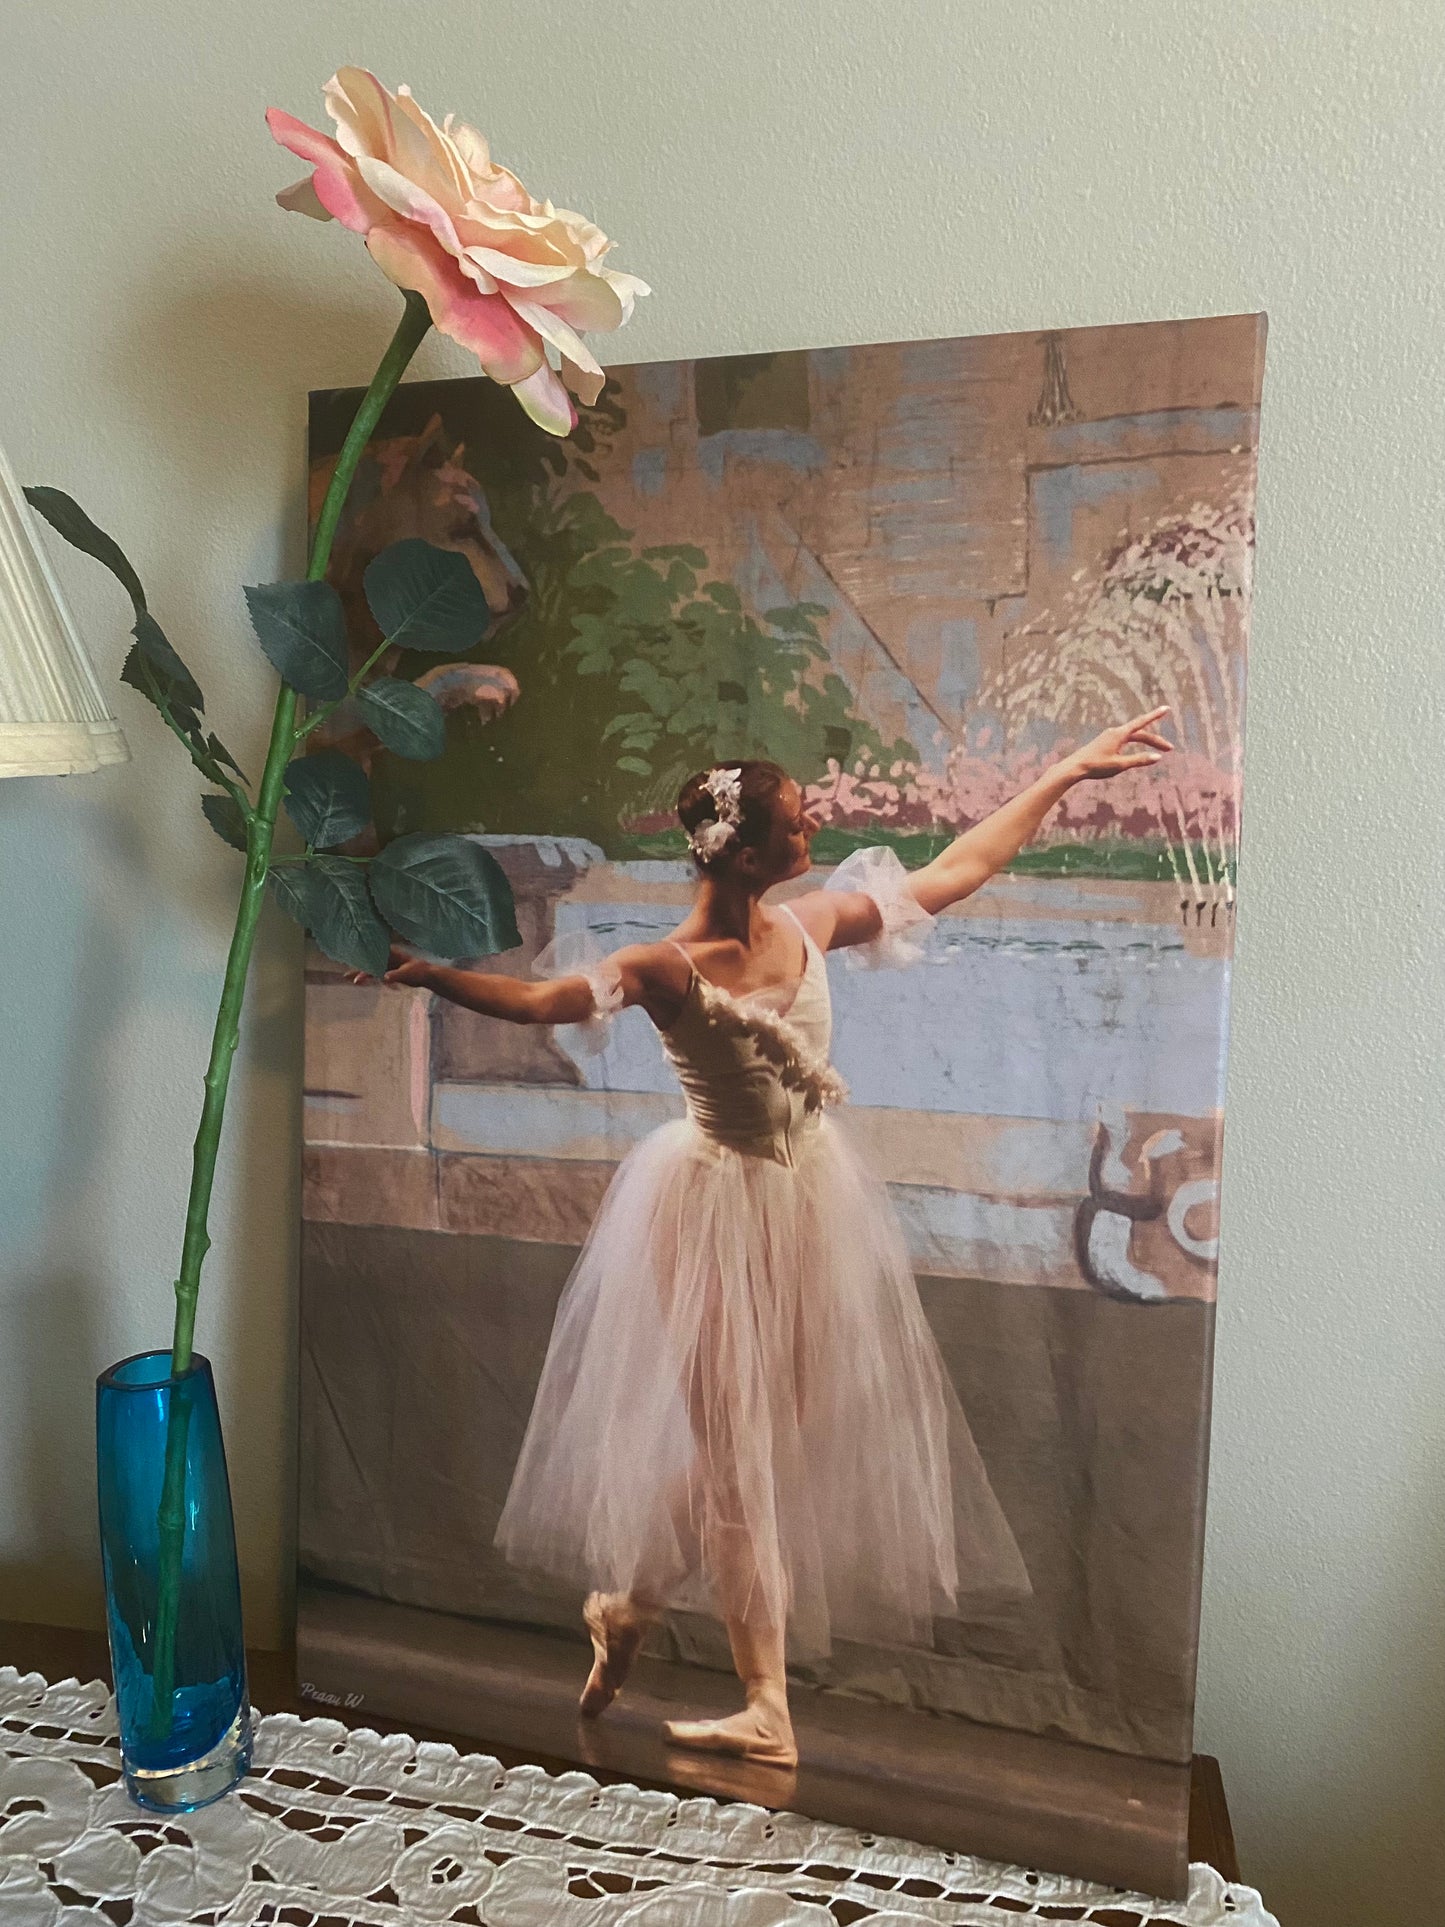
[0,1667,1277,1926]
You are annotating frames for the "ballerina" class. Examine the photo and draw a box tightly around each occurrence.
[363,705,1173,1769]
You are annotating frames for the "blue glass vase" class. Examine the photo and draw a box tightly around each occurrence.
[95,1350,252,1810]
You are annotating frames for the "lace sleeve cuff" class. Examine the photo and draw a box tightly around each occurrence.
[532,929,625,1054]
[823,844,935,969]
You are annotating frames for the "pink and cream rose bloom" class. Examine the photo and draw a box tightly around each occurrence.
[267,67,648,435]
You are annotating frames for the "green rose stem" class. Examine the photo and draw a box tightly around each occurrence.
[147,289,434,1737]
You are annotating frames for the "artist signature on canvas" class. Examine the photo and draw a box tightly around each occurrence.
[300,1680,365,1708]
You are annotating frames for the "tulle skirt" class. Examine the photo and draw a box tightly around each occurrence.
[495,1115,1031,1659]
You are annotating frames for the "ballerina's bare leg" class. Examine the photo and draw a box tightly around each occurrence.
[579,1589,658,1718]
[579,1478,704,1718]
[660,1245,804,1768]
[578,1437,716,1717]
[578,1470,798,1767]
[579,1199,801,1767]
[662,1512,797,1768]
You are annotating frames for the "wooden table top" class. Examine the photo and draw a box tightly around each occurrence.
[1,1616,1239,1886]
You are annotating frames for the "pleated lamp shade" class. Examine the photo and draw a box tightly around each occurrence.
[0,438,129,778]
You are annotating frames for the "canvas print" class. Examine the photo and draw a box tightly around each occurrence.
[296,313,1266,1894]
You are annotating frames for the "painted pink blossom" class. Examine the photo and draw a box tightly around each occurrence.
[805,743,1239,849]
[268,68,648,435]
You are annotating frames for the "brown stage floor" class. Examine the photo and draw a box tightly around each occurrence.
[297,1583,1194,1898]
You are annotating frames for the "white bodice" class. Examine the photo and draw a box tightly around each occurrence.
[660,922,846,1168]
[532,847,937,1162]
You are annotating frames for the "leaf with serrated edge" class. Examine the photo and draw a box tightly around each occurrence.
[23,486,147,614]
[355,678,446,760]
[133,611,203,712]
[283,750,371,849]
[269,866,314,930]
[244,579,349,700]
[120,643,202,739]
[301,858,390,975]
[201,793,248,852]
[206,733,250,785]
[369,833,519,959]
[362,539,493,653]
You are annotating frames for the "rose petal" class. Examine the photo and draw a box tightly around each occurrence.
[325,65,397,162]
[443,114,493,178]
[395,86,473,203]
[603,269,652,323]
[456,207,584,276]
[275,175,333,221]
[327,68,437,193]
[265,105,341,167]
[459,198,573,247]
[471,161,536,216]
[463,246,577,288]
[550,209,610,264]
[456,257,500,296]
[365,223,544,385]
[265,107,382,233]
[511,363,578,436]
[504,296,603,386]
[526,271,625,334]
[561,355,606,406]
[356,155,463,254]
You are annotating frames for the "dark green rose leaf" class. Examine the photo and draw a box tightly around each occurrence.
[283,749,371,849]
[369,833,519,959]
[120,641,201,735]
[23,486,147,616]
[201,793,248,852]
[362,539,493,653]
[355,677,446,760]
[244,579,349,699]
[206,733,249,785]
[132,611,203,713]
[273,857,389,975]
[268,865,314,930]
[306,858,391,976]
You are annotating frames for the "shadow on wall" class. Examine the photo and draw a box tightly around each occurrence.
[0,781,135,1626]
[0,1269,108,1625]
[1202,1428,1445,1923]
[109,249,460,599]
[0,763,308,1640]
[47,253,417,1642]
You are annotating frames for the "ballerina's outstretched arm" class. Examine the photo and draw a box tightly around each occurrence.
[796,707,1174,950]
[351,940,694,1030]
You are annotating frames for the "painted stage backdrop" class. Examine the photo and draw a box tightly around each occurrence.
[297,315,1266,1845]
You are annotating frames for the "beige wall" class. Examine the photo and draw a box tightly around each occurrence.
[1,5,1440,1921]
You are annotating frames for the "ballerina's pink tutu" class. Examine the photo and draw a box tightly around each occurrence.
[494,847,1031,1659]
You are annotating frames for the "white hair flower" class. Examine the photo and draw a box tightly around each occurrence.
[691,817,738,860]
[688,765,744,862]
[702,765,743,816]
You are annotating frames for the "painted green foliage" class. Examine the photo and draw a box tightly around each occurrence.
[360,389,915,857]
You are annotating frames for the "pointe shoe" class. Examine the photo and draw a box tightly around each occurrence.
[663,1703,798,1769]
[579,1592,652,1719]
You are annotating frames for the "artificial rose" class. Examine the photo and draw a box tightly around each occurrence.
[267,67,648,435]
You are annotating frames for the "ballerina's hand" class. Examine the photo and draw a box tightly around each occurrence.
[1067,706,1174,780]
[345,943,432,989]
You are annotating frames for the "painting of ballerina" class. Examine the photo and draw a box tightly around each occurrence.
[294,312,1267,1894]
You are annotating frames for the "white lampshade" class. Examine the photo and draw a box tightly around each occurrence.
[0,437,129,778]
